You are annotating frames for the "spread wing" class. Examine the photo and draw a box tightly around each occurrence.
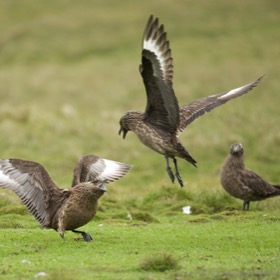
[178,76,263,133]
[140,15,180,132]
[72,155,132,187]
[240,168,280,198]
[0,159,66,227]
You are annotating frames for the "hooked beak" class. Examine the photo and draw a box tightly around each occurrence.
[97,181,107,192]
[118,127,128,139]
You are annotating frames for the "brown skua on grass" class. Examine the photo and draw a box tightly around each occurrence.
[220,143,280,210]
[0,155,132,241]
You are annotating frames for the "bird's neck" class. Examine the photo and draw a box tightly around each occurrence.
[226,155,245,170]
[72,185,104,208]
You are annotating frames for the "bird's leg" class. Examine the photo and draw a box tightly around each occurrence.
[243,200,250,211]
[173,158,184,187]
[72,230,93,242]
[164,154,175,183]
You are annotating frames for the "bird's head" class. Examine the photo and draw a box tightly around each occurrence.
[118,111,143,139]
[230,143,244,156]
[78,181,107,199]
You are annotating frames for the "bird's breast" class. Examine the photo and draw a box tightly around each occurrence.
[134,124,174,155]
[61,206,97,231]
[57,194,99,230]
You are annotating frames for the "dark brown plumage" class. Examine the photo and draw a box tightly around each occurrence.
[0,155,132,241]
[119,15,262,187]
[220,143,280,210]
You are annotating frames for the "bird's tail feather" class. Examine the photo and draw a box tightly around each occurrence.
[184,152,197,167]
[176,142,197,167]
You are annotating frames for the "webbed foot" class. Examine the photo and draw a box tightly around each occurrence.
[81,232,93,242]
[72,230,93,242]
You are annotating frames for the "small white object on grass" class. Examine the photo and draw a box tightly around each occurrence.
[127,212,132,220]
[182,206,192,214]
[35,272,47,278]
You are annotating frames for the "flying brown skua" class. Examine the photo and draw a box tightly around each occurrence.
[119,15,262,187]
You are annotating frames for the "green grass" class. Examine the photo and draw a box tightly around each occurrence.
[1,207,280,279]
[0,0,280,279]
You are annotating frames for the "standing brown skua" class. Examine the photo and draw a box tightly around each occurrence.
[220,143,280,210]
[119,15,262,187]
[0,155,132,241]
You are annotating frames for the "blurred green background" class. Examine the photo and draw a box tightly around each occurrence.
[0,0,279,199]
[0,1,280,279]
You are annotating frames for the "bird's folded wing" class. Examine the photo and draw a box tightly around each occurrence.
[240,169,278,198]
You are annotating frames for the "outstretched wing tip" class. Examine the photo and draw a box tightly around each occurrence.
[249,75,264,87]
[142,14,173,82]
[74,155,133,185]
[219,76,263,100]
[102,158,133,182]
[178,75,263,132]
[0,158,55,227]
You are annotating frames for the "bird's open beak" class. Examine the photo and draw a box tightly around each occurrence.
[118,127,128,139]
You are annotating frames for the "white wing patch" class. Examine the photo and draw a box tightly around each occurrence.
[143,36,170,81]
[144,38,166,71]
[89,158,132,182]
[0,169,21,190]
[218,77,262,100]
[218,85,248,100]
[0,159,48,226]
[142,17,172,82]
[101,159,126,179]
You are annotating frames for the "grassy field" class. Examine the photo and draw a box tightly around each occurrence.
[0,0,279,279]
